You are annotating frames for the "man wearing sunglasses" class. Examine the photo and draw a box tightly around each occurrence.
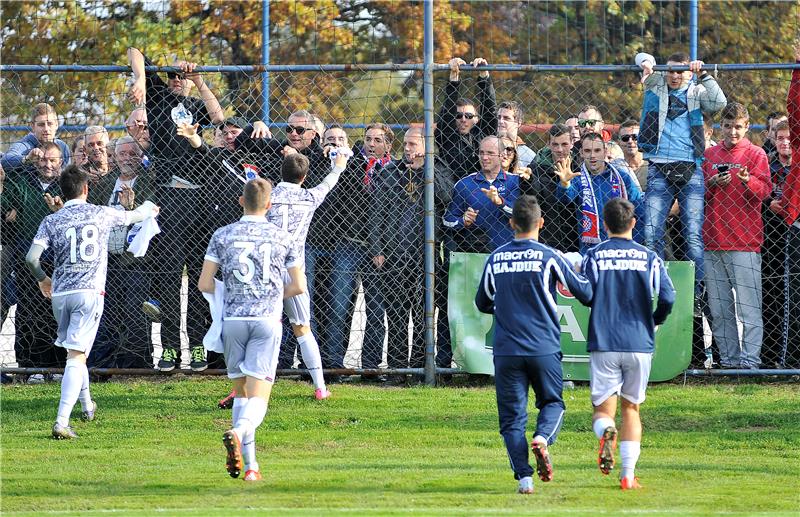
[127,47,225,372]
[435,57,497,179]
[618,120,648,190]
[636,51,727,301]
[576,106,612,142]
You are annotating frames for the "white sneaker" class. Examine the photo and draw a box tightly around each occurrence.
[27,374,46,384]
[518,476,534,494]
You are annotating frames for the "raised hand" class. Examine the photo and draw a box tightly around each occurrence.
[736,166,750,184]
[554,156,578,186]
[471,57,489,78]
[480,186,503,206]
[449,57,466,81]
[463,206,479,227]
[689,60,705,74]
[128,78,146,105]
[251,121,271,139]
[639,59,654,83]
[176,122,199,138]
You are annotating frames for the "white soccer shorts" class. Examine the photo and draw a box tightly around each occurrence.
[222,319,281,382]
[589,351,653,406]
[51,291,105,354]
[283,292,311,326]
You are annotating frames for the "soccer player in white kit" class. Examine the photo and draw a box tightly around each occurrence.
[198,178,305,482]
[268,149,350,399]
[25,165,159,439]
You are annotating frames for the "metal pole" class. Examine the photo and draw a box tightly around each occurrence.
[689,0,698,61]
[422,0,436,386]
[261,0,270,124]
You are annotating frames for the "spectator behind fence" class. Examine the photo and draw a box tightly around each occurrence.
[435,57,497,179]
[1,142,65,370]
[444,136,521,253]
[1,103,71,171]
[127,46,225,372]
[126,106,151,154]
[369,127,453,370]
[762,120,791,368]
[576,105,612,142]
[761,111,787,157]
[0,164,17,328]
[70,136,87,168]
[769,42,800,367]
[519,123,579,252]
[565,117,581,146]
[325,123,393,374]
[496,101,535,167]
[90,136,156,369]
[555,133,643,253]
[702,102,770,369]
[636,51,727,301]
[83,126,111,192]
[618,120,649,191]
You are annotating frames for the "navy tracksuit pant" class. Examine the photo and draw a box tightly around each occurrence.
[494,352,565,480]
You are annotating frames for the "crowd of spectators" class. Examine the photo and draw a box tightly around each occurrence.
[1,47,799,379]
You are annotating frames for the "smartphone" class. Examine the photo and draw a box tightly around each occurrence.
[717,165,730,177]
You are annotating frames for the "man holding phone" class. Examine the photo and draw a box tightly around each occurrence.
[702,102,771,369]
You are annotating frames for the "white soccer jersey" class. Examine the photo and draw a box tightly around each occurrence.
[33,200,129,296]
[267,176,336,261]
[204,215,299,321]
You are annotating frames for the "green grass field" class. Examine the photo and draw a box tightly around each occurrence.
[2,377,799,516]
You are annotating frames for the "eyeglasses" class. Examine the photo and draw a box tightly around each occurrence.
[287,125,311,135]
[578,119,601,128]
[478,151,500,157]
[503,146,516,154]
[455,113,477,120]
[620,134,638,143]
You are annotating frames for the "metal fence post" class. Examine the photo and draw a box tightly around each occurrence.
[690,0,698,61]
[261,0,270,124]
[423,0,436,386]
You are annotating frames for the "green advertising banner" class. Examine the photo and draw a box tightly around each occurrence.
[448,252,694,381]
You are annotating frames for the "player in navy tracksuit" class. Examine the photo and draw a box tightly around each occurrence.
[475,195,593,494]
[580,198,675,490]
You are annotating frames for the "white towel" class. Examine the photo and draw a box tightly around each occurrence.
[127,216,161,257]
[202,279,225,353]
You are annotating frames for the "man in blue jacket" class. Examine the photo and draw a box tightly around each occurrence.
[1,103,70,171]
[581,198,675,490]
[475,195,593,495]
[555,133,643,253]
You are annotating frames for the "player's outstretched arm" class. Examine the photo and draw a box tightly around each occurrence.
[557,254,593,305]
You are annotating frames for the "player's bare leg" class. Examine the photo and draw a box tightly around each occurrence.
[592,395,618,475]
[619,398,643,489]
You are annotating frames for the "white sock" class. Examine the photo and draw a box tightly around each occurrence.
[593,417,616,439]
[234,396,268,439]
[532,435,547,446]
[619,441,641,481]
[56,359,84,427]
[298,333,326,391]
[232,397,247,428]
[243,429,258,473]
[78,365,92,411]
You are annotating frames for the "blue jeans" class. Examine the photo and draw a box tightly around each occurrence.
[644,163,705,290]
[327,241,385,369]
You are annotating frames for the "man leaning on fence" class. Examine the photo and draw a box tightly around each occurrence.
[127,47,225,372]
[635,51,727,305]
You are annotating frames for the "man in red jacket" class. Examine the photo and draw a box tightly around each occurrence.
[702,102,771,369]
[769,40,800,368]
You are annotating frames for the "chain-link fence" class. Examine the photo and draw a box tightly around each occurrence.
[2,62,799,380]
[2,1,800,383]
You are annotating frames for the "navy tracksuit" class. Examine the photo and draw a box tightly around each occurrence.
[476,238,592,480]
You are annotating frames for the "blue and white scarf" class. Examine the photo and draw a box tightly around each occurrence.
[579,161,628,244]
